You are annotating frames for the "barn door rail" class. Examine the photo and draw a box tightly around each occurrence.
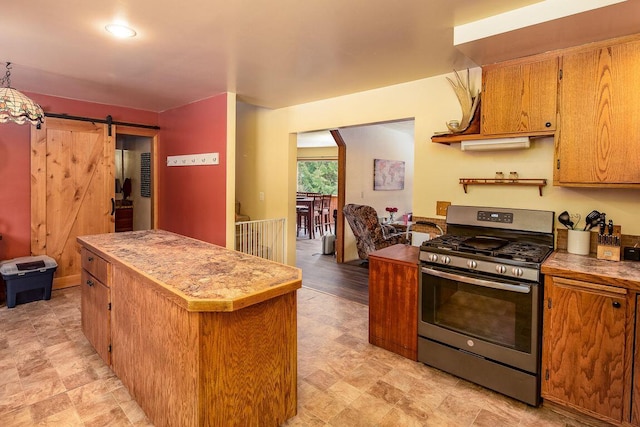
[44,113,160,135]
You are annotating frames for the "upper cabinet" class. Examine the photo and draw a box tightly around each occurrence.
[482,56,559,135]
[555,38,640,187]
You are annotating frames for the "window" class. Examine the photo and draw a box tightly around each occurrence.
[297,160,337,195]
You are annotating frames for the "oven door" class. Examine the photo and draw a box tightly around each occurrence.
[419,266,541,374]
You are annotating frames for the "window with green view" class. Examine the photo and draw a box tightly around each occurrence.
[297,160,337,195]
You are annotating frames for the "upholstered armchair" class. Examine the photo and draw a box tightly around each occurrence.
[343,204,408,261]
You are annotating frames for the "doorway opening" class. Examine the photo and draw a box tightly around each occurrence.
[115,133,153,232]
[296,119,414,263]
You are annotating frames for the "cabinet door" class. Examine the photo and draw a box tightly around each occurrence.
[542,276,626,423]
[369,257,418,360]
[482,57,558,134]
[632,294,640,426]
[81,270,111,365]
[557,40,640,185]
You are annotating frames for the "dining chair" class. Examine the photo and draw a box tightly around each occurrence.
[312,194,324,238]
[321,195,332,233]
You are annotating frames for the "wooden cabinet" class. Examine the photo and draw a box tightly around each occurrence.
[80,247,111,365]
[115,207,133,232]
[482,56,559,135]
[542,275,627,424]
[632,293,640,426]
[556,38,640,186]
[368,244,419,360]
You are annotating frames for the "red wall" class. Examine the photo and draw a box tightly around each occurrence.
[0,123,31,259]
[157,94,228,246]
[0,93,158,260]
[0,90,229,260]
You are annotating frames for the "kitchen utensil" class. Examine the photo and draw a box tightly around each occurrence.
[608,219,614,235]
[570,213,581,229]
[558,211,574,229]
[583,210,601,231]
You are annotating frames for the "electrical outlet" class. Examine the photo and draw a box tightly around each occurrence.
[259,192,265,201]
[436,201,451,216]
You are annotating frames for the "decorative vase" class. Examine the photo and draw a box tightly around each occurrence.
[389,212,395,222]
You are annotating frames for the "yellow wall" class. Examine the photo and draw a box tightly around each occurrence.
[226,92,237,249]
[296,146,338,159]
[237,69,640,265]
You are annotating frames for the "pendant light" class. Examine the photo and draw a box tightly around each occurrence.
[0,62,45,126]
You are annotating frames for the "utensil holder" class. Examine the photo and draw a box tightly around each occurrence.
[567,230,591,255]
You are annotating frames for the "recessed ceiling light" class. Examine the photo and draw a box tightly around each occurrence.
[105,24,137,38]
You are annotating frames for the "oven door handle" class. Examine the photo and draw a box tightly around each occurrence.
[422,267,531,294]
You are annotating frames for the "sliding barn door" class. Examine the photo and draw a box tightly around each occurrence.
[31,118,114,288]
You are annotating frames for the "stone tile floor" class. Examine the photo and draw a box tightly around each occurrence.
[0,287,594,426]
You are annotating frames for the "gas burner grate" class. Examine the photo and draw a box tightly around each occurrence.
[421,235,466,251]
[494,242,553,263]
[422,235,553,264]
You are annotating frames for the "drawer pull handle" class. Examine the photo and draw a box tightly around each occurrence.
[545,122,552,128]
[88,256,94,262]
[86,279,94,287]
[613,301,621,308]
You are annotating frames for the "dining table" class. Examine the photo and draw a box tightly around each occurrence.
[296,197,315,239]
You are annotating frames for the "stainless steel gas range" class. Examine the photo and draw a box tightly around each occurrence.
[418,205,554,406]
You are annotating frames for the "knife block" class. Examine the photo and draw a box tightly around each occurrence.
[596,225,621,261]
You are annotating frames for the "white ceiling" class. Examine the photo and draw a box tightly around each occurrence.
[297,120,415,148]
[1,1,637,112]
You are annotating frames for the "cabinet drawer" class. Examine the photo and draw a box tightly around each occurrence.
[81,247,110,286]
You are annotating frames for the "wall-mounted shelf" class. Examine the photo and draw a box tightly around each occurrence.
[432,131,555,145]
[459,178,548,196]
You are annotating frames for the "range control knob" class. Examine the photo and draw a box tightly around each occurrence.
[429,254,438,262]
[495,264,507,274]
[467,260,477,269]
[441,256,451,265]
[512,267,524,277]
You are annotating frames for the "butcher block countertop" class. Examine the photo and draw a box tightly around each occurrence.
[542,250,640,290]
[77,229,301,312]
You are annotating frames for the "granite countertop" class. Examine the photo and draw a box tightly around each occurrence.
[77,230,301,312]
[542,250,640,290]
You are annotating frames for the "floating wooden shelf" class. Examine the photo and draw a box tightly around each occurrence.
[459,178,548,196]
[432,130,555,144]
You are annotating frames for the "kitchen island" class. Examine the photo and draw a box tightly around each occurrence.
[77,230,302,427]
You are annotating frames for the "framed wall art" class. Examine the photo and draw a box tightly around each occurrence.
[373,159,405,191]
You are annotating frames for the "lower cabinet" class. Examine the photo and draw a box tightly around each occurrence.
[542,275,627,424]
[80,247,111,365]
[632,294,640,426]
[115,207,133,232]
[368,245,419,360]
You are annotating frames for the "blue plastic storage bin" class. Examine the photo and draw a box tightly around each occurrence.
[0,255,57,308]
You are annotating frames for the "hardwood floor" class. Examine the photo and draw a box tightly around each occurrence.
[296,236,369,305]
